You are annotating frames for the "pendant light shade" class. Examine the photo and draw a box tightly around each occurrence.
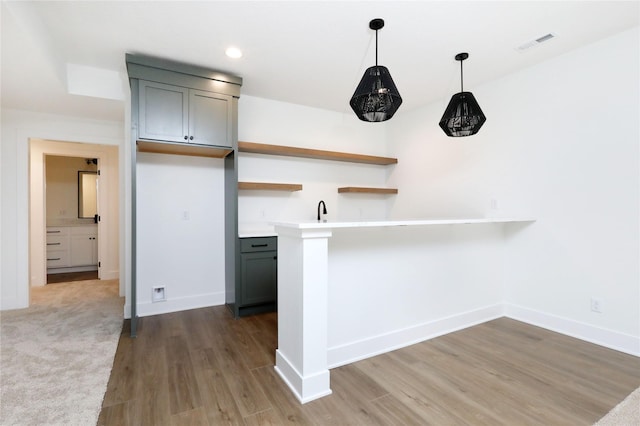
[439,53,486,137]
[350,19,402,122]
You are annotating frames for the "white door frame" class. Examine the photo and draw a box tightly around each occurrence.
[29,139,119,292]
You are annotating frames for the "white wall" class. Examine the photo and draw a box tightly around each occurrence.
[135,152,226,316]
[237,96,394,230]
[388,27,640,354]
[45,156,97,223]
[327,224,507,366]
[1,109,123,310]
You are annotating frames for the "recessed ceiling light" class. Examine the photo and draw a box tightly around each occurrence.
[225,47,243,59]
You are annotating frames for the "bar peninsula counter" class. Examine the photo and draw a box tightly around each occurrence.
[272,217,535,403]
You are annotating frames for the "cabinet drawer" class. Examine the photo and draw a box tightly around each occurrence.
[46,227,69,236]
[46,235,69,250]
[240,237,277,253]
[47,250,70,268]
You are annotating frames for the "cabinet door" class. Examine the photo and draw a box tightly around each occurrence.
[240,251,277,306]
[70,235,95,266]
[139,81,189,142]
[189,90,232,148]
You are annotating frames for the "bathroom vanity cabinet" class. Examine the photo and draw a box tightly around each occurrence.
[47,225,98,273]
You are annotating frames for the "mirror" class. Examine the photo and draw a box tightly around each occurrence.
[78,171,98,219]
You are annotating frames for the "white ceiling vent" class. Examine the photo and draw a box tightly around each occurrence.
[516,33,557,52]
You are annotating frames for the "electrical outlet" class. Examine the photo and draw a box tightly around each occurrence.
[591,298,602,313]
[152,286,166,302]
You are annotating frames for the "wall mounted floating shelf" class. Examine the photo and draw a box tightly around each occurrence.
[238,182,303,191]
[137,140,233,158]
[238,141,397,165]
[338,187,398,194]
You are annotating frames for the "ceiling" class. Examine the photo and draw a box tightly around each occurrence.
[2,1,638,122]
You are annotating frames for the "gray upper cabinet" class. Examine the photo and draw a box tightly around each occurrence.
[189,89,231,147]
[138,80,232,148]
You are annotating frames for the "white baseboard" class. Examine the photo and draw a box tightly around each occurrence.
[48,265,98,274]
[0,297,28,311]
[504,303,640,357]
[136,291,225,318]
[327,304,504,368]
[100,269,119,280]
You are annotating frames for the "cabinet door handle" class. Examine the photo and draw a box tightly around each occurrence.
[47,258,61,261]
[47,230,61,233]
[189,136,194,140]
[251,244,268,248]
[184,135,188,140]
[47,242,60,246]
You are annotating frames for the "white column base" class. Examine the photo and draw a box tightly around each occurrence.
[274,350,332,404]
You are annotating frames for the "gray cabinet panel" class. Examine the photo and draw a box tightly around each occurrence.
[189,90,231,148]
[241,252,277,306]
[139,81,188,142]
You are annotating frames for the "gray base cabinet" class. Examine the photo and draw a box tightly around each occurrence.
[230,237,277,317]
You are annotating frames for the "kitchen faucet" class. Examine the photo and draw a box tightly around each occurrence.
[317,200,327,222]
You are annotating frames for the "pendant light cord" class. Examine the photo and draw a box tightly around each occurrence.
[375,30,378,66]
[460,59,464,92]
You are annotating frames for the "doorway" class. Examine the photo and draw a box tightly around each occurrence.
[44,155,100,283]
[29,139,119,299]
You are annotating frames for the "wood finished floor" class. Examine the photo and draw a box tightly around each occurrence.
[99,307,640,425]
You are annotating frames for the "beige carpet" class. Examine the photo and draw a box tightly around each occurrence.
[595,386,640,425]
[0,280,123,425]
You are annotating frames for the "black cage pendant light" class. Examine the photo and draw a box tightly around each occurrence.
[439,53,486,137]
[350,18,402,122]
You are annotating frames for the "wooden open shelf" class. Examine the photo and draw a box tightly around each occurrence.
[238,182,303,192]
[137,140,233,158]
[238,141,397,165]
[338,187,398,194]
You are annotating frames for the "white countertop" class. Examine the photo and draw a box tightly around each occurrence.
[272,217,536,230]
[238,224,277,238]
[47,222,97,227]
